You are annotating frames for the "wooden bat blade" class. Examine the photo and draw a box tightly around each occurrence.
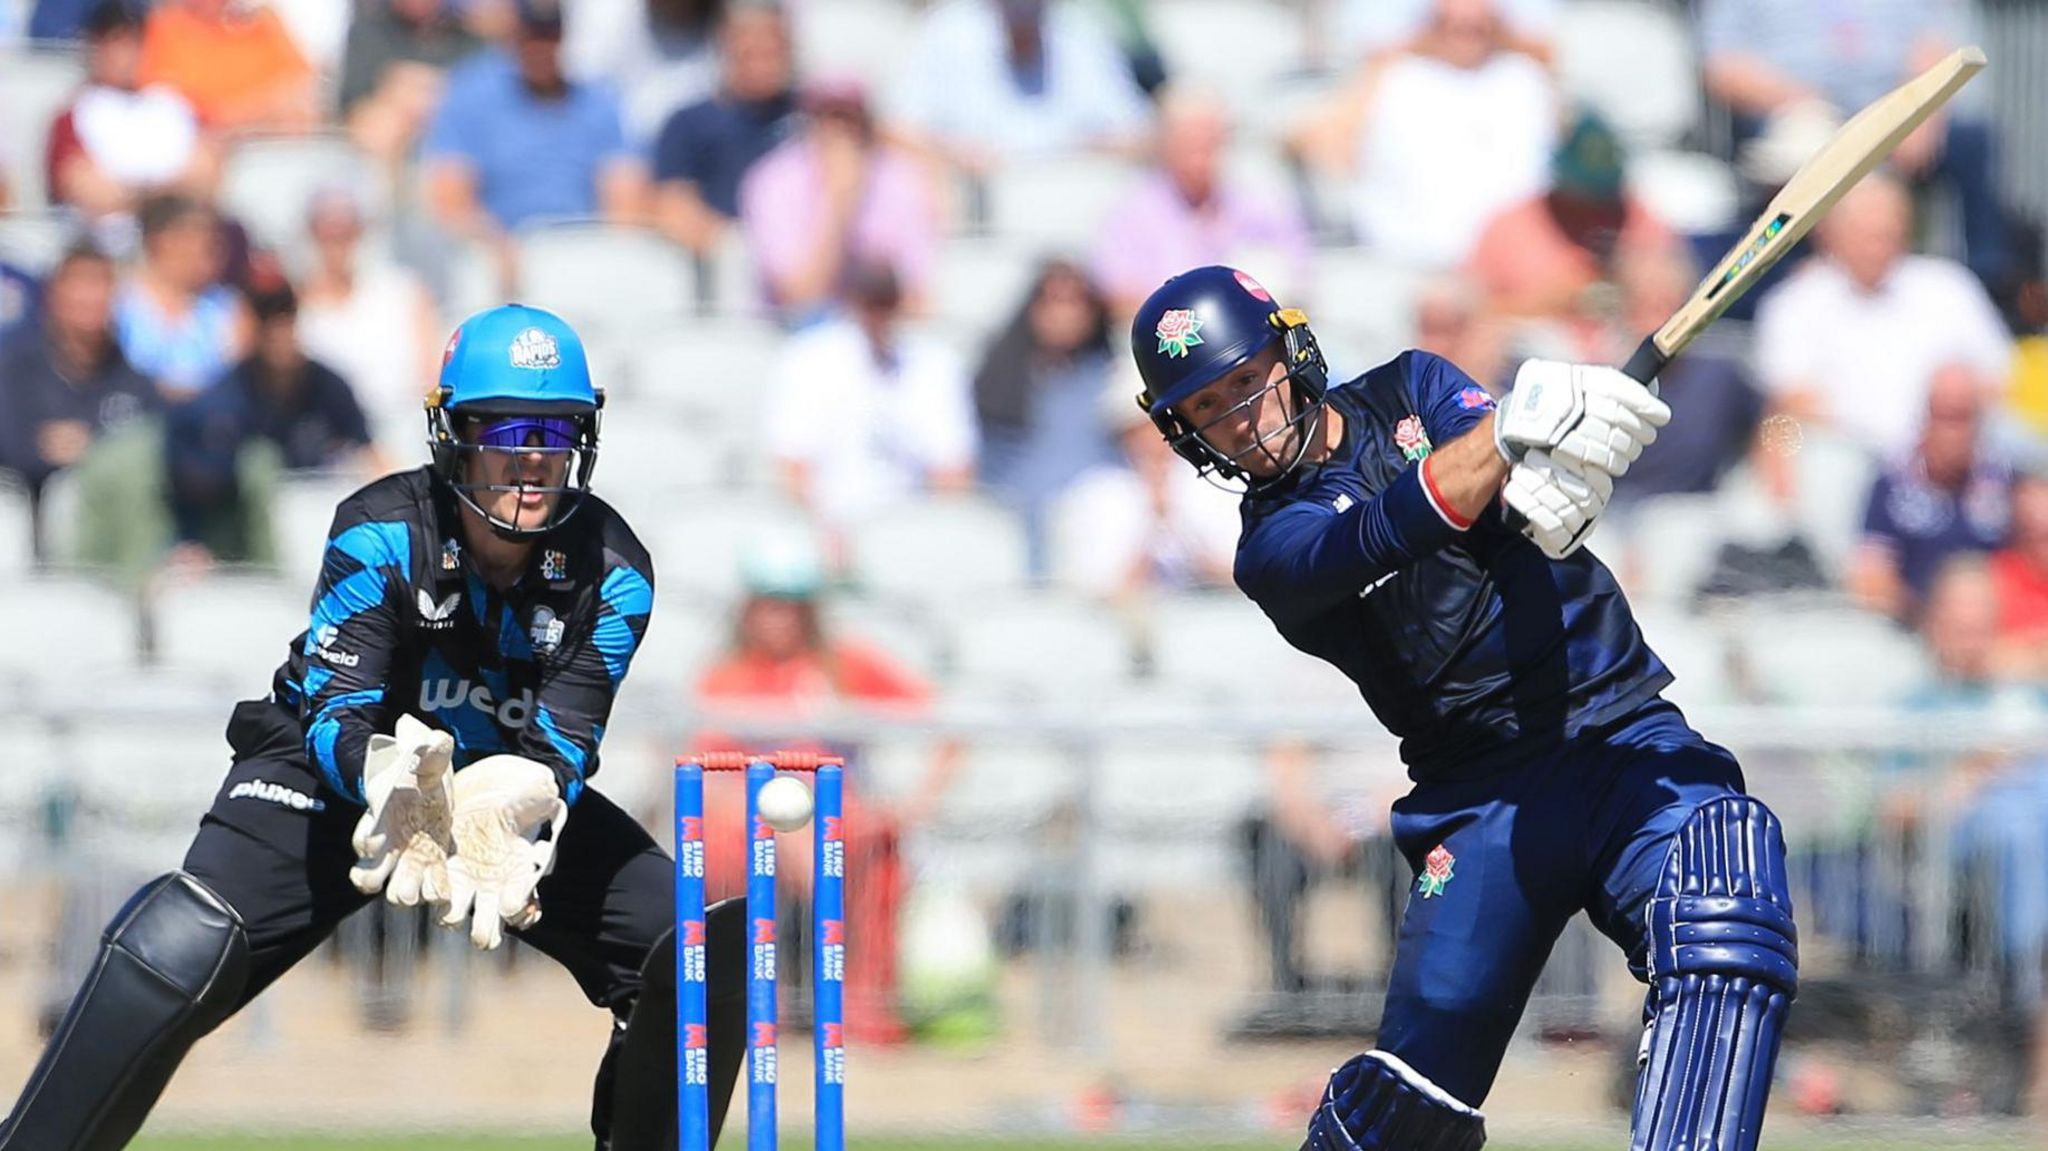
[1621,46,1987,387]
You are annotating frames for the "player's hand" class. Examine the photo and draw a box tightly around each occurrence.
[440,755,568,951]
[1494,360,1670,479]
[350,714,456,905]
[1503,449,1611,560]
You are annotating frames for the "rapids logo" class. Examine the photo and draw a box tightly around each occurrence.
[417,589,462,630]
[418,678,535,727]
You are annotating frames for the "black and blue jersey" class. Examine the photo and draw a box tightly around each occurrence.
[271,467,654,806]
[1234,351,1672,781]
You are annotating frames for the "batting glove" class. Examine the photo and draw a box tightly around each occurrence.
[1503,449,1613,560]
[1495,360,1670,480]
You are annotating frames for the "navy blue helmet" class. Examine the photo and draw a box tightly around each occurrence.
[427,304,604,538]
[1129,265,1329,485]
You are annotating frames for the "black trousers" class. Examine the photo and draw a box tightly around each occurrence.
[186,701,675,1139]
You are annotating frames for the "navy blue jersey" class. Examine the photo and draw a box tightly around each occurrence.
[1234,351,1671,780]
[271,468,654,806]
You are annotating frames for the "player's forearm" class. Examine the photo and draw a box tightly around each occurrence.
[1421,414,1510,527]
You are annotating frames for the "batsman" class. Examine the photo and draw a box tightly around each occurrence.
[0,305,746,1151]
[1131,266,1795,1151]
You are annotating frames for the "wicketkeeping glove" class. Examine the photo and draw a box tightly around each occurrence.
[1495,359,1670,479]
[441,754,569,951]
[350,714,457,906]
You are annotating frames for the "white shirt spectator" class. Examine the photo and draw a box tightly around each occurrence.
[887,0,1149,160]
[1754,255,2012,459]
[1351,50,1556,268]
[298,260,437,433]
[1340,0,1558,60]
[270,0,352,77]
[69,84,199,187]
[1050,458,1239,597]
[767,316,978,525]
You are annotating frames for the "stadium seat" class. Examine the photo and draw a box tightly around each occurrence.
[1095,737,1265,887]
[1151,0,1308,118]
[149,574,308,689]
[1628,603,1735,710]
[514,222,693,336]
[218,134,382,251]
[0,211,76,275]
[928,236,1041,339]
[63,717,234,871]
[622,591,729,703]
[1146,592,1310,701]
[271,473,361,593]
[823,596,946,681]
[9,576,139,681]
[850,495,1030,602]
[791,0,916,89]
[1308,248,1426,364]
[621,317,778,431]
[641,493,815,601]
[595,409,729,500]
[1555,0,1702,151]
[943,591,1134,700]
[0,481,34,576]
[928,739,1078,832]
[0,46,84,210]
[1732,602,1935,708]
[1615,492,1727,608]
[986,153,1137,252]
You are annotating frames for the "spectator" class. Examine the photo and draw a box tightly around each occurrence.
[45,2,218,239]
[1049,372,1238,601]
[1699,0,2014,293]
[740,79,938,321]
[972,259,1121,572]
[887,0,1150,173]
[2005,218,2048,442]
[137,0,318,133]
[1753,173,2010,461]
[1410,274,1506,395]
[1337,0,1557,65]
[1290,0,1558,268]
[113,194,251,400]
[1089,84,1310,316]
[296,186,443,434]
[0,244,158,498]
[1598,246,1761,504]
[650,2,799,257]
[0,259,40,348]
[1849,365,2013,624]
[1465,111,1679,320]
[693,525,960,1044]
[564,0,723,146]
[765,260,975,537]
[421,0,649,265]
[164,268,378,567]
[1989,471,2048,678]
[338,0,484,177]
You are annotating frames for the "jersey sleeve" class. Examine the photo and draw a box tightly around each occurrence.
[521,548,654,806]
[299,515,410,803]
[1407,350,1498,445]
[1234,464,1467,626]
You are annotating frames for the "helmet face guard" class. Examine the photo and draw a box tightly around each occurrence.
[428,395,604,539]
[1145,308,1331,492]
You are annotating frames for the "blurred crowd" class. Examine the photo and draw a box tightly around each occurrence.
[2,0,2048,1104]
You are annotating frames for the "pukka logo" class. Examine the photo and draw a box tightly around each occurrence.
[1154,309,1204,358]
[509,327,561,370]
[1417,844,1455,898]
[417,589,462,629]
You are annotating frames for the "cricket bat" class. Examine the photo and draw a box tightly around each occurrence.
[1619,45,1988,391]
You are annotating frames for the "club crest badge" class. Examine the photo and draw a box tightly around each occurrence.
[529,605,565,654]
[1232,270,1272,302]
[509,327,561,370]
[440,537,462,571]
[1394,414,1433,461]
[1154,309,1204,359]
[1417,844,1455,898]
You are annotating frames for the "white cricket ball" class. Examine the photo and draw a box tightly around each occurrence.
[757,775,814,832]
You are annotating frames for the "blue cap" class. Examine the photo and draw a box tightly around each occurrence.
[436,304,596,413]
[1131,265,1283,415]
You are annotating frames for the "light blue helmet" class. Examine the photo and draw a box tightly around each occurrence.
[427,304,605,538]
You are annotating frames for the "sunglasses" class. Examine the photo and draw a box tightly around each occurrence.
[467,415,582,451]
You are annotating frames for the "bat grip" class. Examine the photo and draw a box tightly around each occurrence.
[1620,335,1668,398]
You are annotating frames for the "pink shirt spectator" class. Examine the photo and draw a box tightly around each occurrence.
[1090,171,1311,312]
[739,138,938,314]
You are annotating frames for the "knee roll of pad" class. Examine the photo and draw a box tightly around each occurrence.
[1302,1051,1486,1151]
[1633,796,1797,1151]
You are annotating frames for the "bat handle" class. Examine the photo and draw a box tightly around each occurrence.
[1620,335,1668,398]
